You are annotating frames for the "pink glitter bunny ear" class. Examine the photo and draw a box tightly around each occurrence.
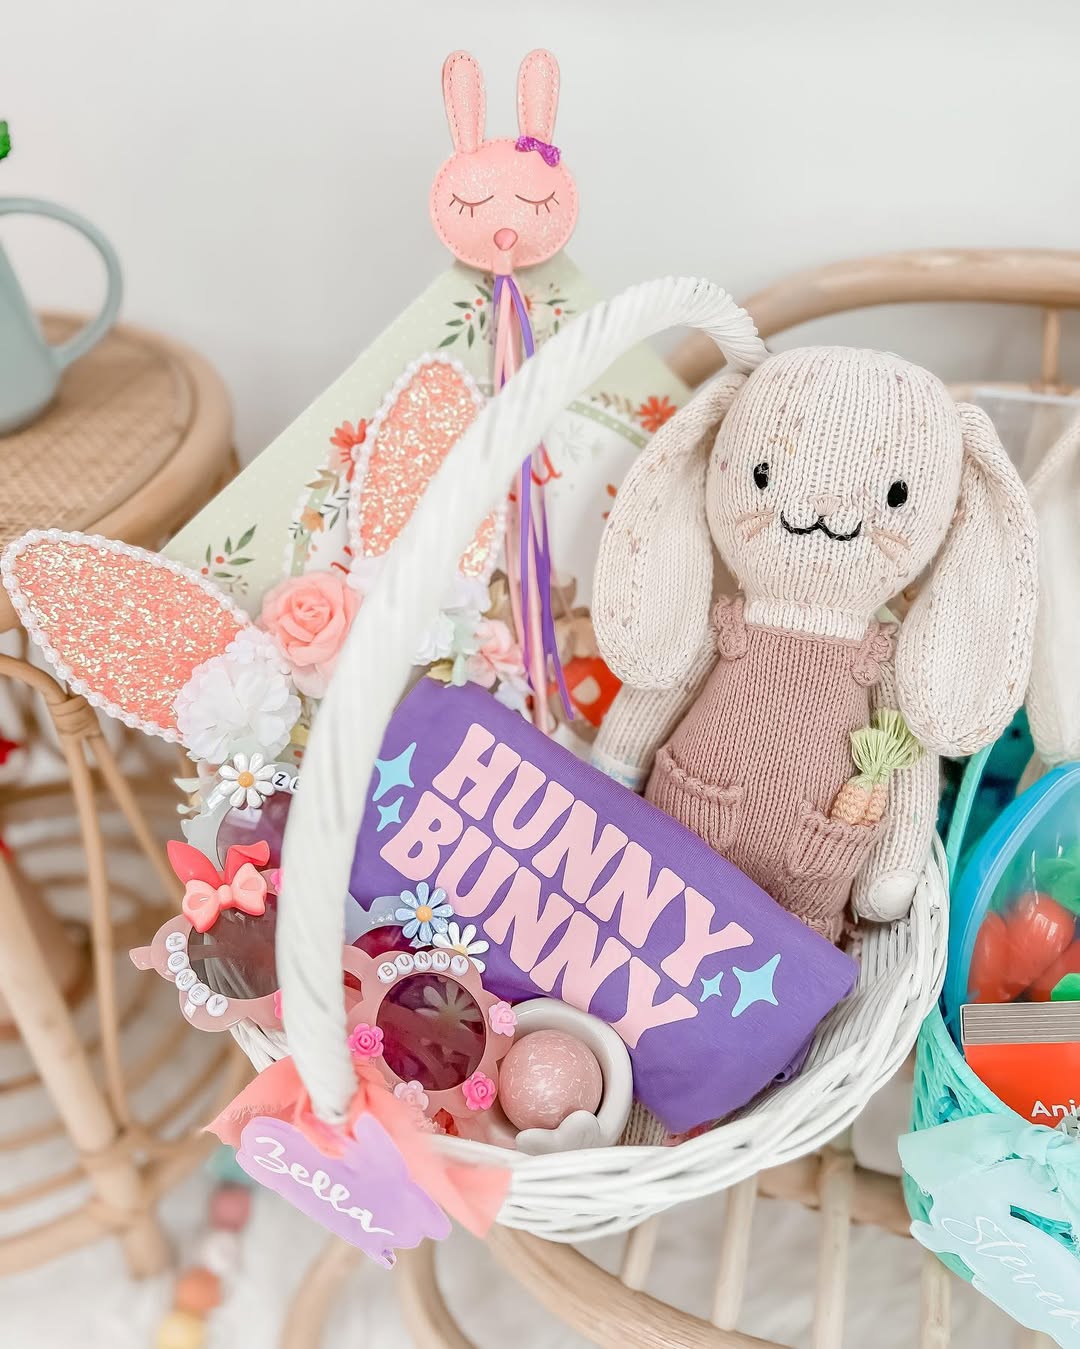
[347,355,501,587]
[1,530,253,740]
[517,48,560,143]
[442,50,486,154]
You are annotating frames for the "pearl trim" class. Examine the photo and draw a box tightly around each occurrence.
[0,529,254,744]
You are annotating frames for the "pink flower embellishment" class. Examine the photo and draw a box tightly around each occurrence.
[347,1023,384,1059]
[487,1000,517,1037]
[466,619,525,690]
[329,419,367,483]
[393,1080,430,1112]
[462,1070,497,1112]
[259,571,359,699]
[272,990,283,1021]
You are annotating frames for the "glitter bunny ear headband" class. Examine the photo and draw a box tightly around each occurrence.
[0,529,264,744]
[346,354,501,602]
[0,354,491,767]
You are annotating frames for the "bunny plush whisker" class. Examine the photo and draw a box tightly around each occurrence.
[735,508,775,541]
[869,525,912,563]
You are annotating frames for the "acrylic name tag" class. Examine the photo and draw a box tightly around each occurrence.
[235,1114,451,1267]
[901,1116,1080,1345]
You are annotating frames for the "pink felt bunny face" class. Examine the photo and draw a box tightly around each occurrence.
[431,49,578,274]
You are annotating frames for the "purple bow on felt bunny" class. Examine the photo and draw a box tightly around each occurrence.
[515,135,560,166]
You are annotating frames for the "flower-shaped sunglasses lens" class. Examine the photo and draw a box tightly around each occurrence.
[187,900,279,1001]
[377,973,486,1091]
[216,791,292,870]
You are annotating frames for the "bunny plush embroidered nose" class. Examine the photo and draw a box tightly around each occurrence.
[430,49,578,273]
[593,346,1038,939]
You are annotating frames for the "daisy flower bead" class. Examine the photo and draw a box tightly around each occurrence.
[213,752,277,809]
[433,921,489,973]
[394,883,453,945]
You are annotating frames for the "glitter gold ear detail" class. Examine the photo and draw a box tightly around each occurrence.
[1,530,251,739]
[348,354,502,582]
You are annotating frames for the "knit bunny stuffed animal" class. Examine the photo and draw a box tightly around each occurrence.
[430,48,578,273]
[592,347,1038,940]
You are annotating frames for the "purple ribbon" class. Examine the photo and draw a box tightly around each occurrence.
[492,274,573,720]
[515,135,561,167]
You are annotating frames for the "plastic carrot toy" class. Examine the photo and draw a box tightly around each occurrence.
[830,710,922,826]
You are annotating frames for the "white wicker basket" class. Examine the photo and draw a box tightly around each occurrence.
[242,276,949,1243]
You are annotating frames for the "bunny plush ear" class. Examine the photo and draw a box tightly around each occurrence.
[517,48,560,142]
[348,355,500,586]
[1,531,252,740]
[593,370,746,690]
[897,403,1038,756]
[442,50,486,154]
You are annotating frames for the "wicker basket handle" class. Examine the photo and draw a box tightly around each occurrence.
[277,276,767,1124]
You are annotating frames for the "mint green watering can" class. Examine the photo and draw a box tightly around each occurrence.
[0,198,123,434]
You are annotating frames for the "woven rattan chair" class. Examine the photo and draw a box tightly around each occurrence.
[0,315,246,1276]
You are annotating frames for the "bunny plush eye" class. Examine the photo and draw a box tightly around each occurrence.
[753,462,770,490]
[449,193,494,217]
[886,479,909,508]
[515,192,559,215]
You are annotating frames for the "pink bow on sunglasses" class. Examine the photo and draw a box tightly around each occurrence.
[167,839,271,933]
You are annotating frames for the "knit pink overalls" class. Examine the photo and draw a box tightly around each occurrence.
[645,597,893,941]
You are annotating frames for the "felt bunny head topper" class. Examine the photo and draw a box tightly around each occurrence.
[431,49,578,274]
[594,347,1039,757]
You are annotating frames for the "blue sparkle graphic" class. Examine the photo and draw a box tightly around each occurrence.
[372,742,416,802]
[699,971,725,1003]
[730,954,781,1018]
[376,798,404,832]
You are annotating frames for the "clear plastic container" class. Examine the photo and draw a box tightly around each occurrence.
[943,762,1080,1035]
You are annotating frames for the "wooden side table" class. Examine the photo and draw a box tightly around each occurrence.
[0,314,247,1276]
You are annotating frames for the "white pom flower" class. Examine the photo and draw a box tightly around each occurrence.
[224,627,291,670]
[413,610,456,666]
[174,642,301,764]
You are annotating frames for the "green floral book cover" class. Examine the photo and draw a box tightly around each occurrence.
[166,255,687,608]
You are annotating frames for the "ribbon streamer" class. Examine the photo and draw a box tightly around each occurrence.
[492,272,572,728]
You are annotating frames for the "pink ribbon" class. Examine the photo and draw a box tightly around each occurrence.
[167,838,271,933]
[515,135,560,166]
[492,274,573,729]
[206,1055,510,1238]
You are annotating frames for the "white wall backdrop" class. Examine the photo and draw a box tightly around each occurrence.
[4,0,1080,462]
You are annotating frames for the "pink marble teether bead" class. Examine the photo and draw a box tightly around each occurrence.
[499,1029,603,1132]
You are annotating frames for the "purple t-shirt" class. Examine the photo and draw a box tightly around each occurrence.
[350,681,856,1133]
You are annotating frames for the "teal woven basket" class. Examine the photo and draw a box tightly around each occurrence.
[905,743,1004,1280]
[906,987,1011,1280]
[902,745,1080,1341]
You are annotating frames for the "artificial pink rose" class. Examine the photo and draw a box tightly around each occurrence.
[461,1070,497,1111]
[260,571,358,698]
[487,1000,517,1037]
[347,1023,384,1059]
[466,619,524,690]
[393,1079,430,1112]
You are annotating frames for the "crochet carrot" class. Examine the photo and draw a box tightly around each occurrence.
[830,710,922,826]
